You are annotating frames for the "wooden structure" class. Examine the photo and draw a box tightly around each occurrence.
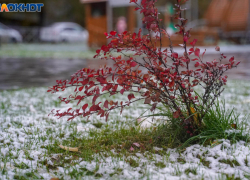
[163,0,250,46]
[205,0,250,42]
[222,0,250,32]
[205,0,230,28]
[81,0,250,47]
[80,0,141,47]
[205,0,250,32]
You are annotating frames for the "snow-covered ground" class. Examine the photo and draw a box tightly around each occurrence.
[0,80,250,179]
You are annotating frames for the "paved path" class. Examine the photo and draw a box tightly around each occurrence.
[0,45,249,90]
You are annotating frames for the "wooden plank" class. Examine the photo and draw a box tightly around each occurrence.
[222,0,249,31]
[80,0,107,4]
[86,16,107,46]
[205,0,230,27]
[127,6,136,33]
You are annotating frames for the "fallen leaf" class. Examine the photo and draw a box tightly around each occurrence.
[129,146,134,151]
[50,178,59,180]
[211,140,220,147]
[133,143,140,147]
[231,124,237,129]
[212,140,219,145]
[59,145,78,152]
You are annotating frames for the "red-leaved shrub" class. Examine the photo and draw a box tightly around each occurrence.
[48,0,240,136]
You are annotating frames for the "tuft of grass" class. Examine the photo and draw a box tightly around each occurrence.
[155,161,166,168]
[13,162,29,169]
[200,158,210,168]
[177,157,186,164]
[127,158,139,168]
[219,159,240,167]
[185,167,198,175]
[181,100,249,148]
[92,122,104,128]
[145,107,190,149]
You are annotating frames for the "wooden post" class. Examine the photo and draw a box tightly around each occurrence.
[107,1,112,44]
[85,4,91,46]
[127,6,135,32]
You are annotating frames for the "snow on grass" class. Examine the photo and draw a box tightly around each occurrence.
[0,80,250,179]
[0,43,94,59]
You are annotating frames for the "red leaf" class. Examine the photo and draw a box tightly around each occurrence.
[96,77,107,84]
[150,103,157,112]
[190,39,197,46]
[128,93,135,101]
[172,52,178,59]
[89,105,95,112]
[133,143,140,147]
[90,105,100,112]
[194,48,200,57]
[191,58,198,61]
[215,46,220,51]
[81,79,88,85]
[75,95,82,100]
[120,88,125,95]
[79,86,84,91]
[229,56,234,62]
[202,49,206,58]
[130,61,137,67]
[110,31,117,36]
[189,48,194,52]
[173,111,180,118]
[92,95,99,105]
[112,84,118,92]
[132,33,136,39]
[144,97,151,104]
[169,80,175,88]
[104,100,109,109]
[194,62,200,67]
[129,146,134,151]
[82,104,88,111]
[183,36,188,42]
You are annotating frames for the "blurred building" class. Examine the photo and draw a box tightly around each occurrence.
[80,0,142,47]
[205,0,250,44]
[0,0,249,45]
[156,0,250,46]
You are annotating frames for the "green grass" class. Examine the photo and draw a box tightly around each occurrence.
[42,126,162,163]
[182,100,249,148]
[0,43,135,59]
[0,43,96,59]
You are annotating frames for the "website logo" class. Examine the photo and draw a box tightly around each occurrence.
[0,3,44,12]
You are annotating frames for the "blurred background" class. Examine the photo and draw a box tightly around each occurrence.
[0,0,249,90]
